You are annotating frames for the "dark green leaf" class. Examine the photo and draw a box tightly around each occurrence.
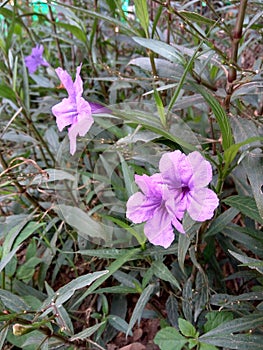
[205,208,239,237]
[204,311,234,333]
[223,195,263,225]
[73,248,141,307]
[127,284,155,336]
[152,260,181,290]
[178,11,216,26]
[199,334,263,349]
[201,313,263,337]
[70,322,106,341]
[166,295,179,328]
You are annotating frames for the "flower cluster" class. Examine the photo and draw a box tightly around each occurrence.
[25,44,49,74]
[126,150,219,248]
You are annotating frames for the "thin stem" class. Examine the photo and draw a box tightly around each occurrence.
[225,0,248,112]
[0,152,43,210]
[48,4,65,69]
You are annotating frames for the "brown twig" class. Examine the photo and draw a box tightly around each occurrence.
[225,0,248,112]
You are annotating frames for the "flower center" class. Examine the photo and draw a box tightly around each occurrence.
[182,184,190,197]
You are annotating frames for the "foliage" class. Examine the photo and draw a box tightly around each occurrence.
[0,0,263,349]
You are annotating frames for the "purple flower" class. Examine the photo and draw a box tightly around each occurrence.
[159,150,219,222]
[52,64,94,155]
[126,173,184,248]
[24,44,49,74]
[126,150,219,248]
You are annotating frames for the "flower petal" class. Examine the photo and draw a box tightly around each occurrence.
[55,67,76,98]
[134,173,163,197]
[52,98,77,131]
[126,191,161,224]
[144,206,175,248]
[89,102,111,114]
[187,188,219,221]
[186,151,212,188]
[165,193,186,227]
[74,64,83,100]
[159,150,184,189]
[25,56,38,74]
[68,111,94,155]
[32,44,44,56]
[40,58,49,67]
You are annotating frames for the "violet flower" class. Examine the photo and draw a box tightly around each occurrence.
[159,150,219,223]
[126,173,184,248]
[25,44,49,74]
[52,64,95,155]
[126,150,219,248]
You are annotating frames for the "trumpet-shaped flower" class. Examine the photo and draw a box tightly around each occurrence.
[52,64,94,155]
[159,150,219,222]
[126,173,184,248]
[126,150,219,248]
[25,44,49,74]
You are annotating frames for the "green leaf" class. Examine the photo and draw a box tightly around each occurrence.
[16,257,42,282]
[154,327,188,350]
[127,283,155,336]
[0,326,8,350]
[194,85,233,150]
[0,82,16,103]
[231,116,263,217]
[205,207,239,237]
[178,11,216,26]
[134,0,149,36]
[223,136,263,167]
[108,315,132,336]
[210,292,263,307]
[222,225,263,258]
[0,245,21,274]
[182,278,193,323]
[188,338,199,349]
[14,222,45,248]
[73,248,141,307]
[166,295,179,328]
[152,260,181,290]
[178,233,191,274]
[204,311,234,333]
[178,318,196,337]
[42,270,109,308]
[153,87,166,127]
[132,37,183,63]
[59,3,139,36]
[229,250,263,274]
[56,22,86,43]
[0,290,29,312]
[55,204,114,244]
[223,195,263,225]
[199,334,263,349]
[199,342,218,350]
[111,105,197,152]
[69,321,106,341]
[94,286,137,294]
[201,313,263,337]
